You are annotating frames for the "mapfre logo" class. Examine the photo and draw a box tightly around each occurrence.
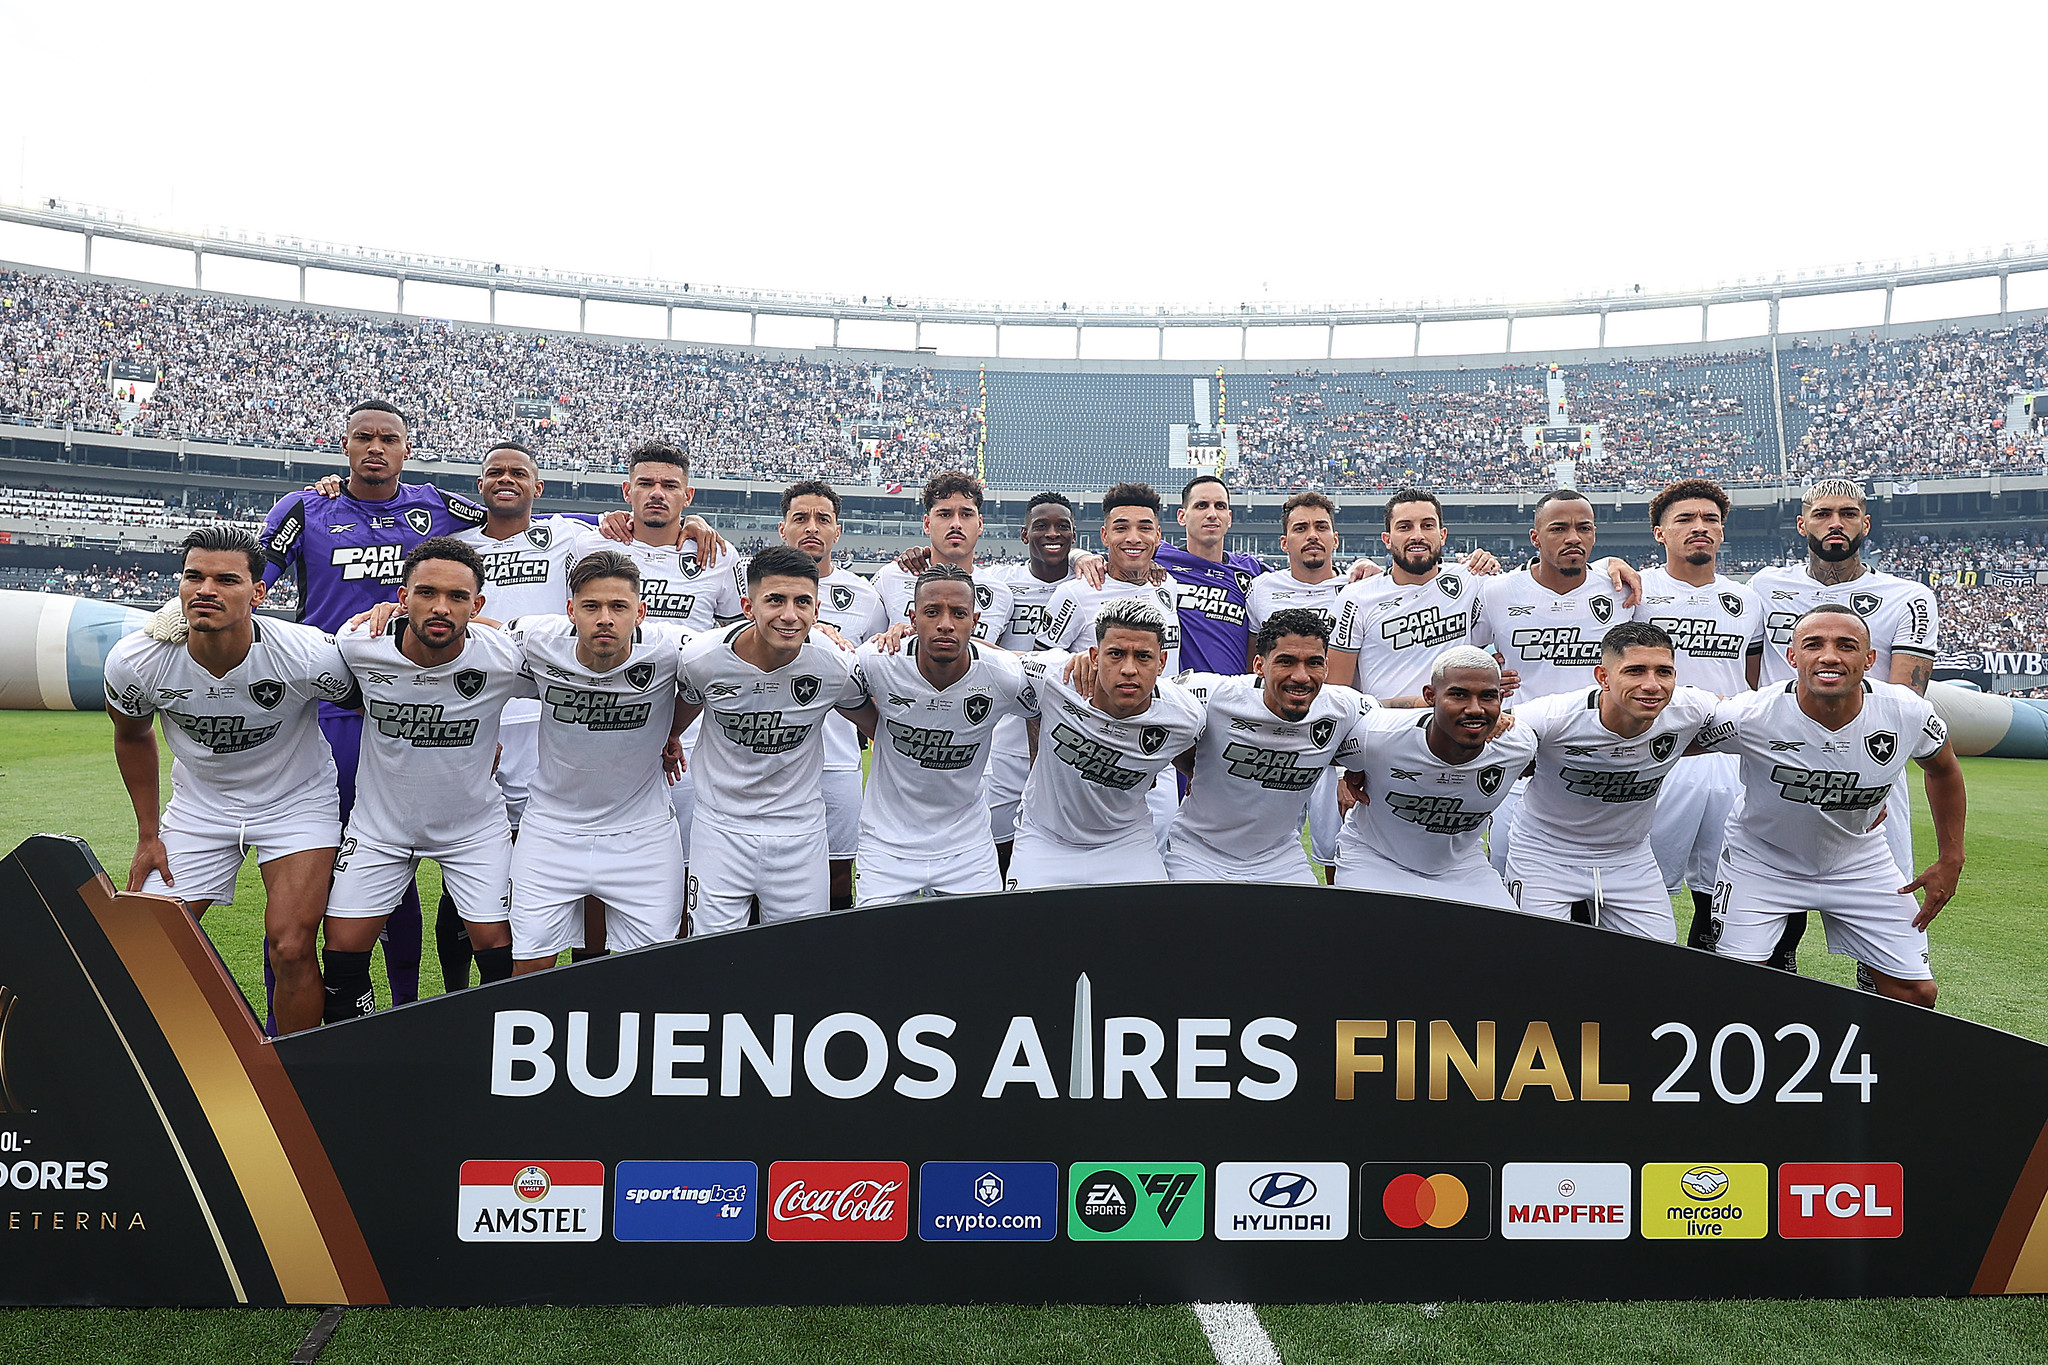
[767,1161,909,1241]
[1778,1162,1903,1239]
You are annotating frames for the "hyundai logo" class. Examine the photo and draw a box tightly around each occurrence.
[1249,1172,1316,1208]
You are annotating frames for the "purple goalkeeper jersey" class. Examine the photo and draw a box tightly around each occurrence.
[1155,542,1267,675]
[260,483,487,632]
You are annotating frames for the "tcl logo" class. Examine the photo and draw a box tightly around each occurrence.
[1778,1163,1903,1239]
[766,1161,909,1242]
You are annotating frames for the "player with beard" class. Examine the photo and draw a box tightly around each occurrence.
[985,493,1077,876]
[1629,479,1767,953]
[1504,623,1720,941]
[1748,480,1938,891]
[854,566,1040,902]
[1329,489,1492,704]
[1009,598,1207,890]
[1334,647,1538,910]
[871,472,1016,643]
[105,527,358,1035]
[1700,605,1965,1007]
[1164,609,1376,885]
[323,540,523,1020]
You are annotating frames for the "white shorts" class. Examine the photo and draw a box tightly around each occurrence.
[688,821,829,934]
[1307,767,1343,867]
[1650,752,1738,894]
[855,838,1001,905]
[1881,782,1913,883]
[1335,846,1517,912]
[984,739,1032,844]
[1006,830,1166,891]
[1708,843,1931,981]
[495,710,540,830]
[669,769,698,859]
[824,769,864,861]
[142,796,341,906]
[1148,770,1177,855]
[1505,841,1675,941]
[510,819,684,960]
[328,822,513,923]
[1485,777,1529,874]
[1165,832,1317,885]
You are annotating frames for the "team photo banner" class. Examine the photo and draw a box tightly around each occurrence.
[2,833,2047,1306]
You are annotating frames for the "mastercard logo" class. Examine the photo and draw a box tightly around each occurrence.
[1381,1172,1471,1230]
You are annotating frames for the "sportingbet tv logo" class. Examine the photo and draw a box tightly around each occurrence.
[1066,1162,1205,1241]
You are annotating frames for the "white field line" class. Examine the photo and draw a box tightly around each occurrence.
[1191,1302,1282,1365]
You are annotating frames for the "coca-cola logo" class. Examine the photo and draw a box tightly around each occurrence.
[766,1161,910,1242]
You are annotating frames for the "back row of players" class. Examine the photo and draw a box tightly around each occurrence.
[104,401,1966,1034]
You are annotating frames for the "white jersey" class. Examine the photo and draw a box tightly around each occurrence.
[1748,564,1939,686]
[678,625,870,834]
[103,619,354,818]
[1341,709,1539,877]
[1475,565,1622,703]
[1699,679,1947,881]
[510,614,689,837]
[1167,675,1374,861]
[1511,685,1721,859]
[871,561,1015,644]
[620,538,744,629]
[337,619,527,844]
[991,562,1073,651]
[1015,665,1207,849]
[857,641,1039,855]
[1330,566,1485,700]
[454,516,607,622]
[1038,575,1184,673]
[1631,567,1764,696]
[1243,570,1345,633]
[812,566,892,774]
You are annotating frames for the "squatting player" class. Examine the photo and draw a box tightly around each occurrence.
[105,527,358,1035]
[1702,603,1966,1007]
[323,540,522,1020]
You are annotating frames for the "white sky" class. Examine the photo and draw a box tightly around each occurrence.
[10,1,2047,313]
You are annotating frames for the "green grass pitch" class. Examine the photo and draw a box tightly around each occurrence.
[2,710,2045,1363]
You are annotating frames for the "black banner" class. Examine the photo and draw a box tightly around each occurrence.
[3,833,2047,1306]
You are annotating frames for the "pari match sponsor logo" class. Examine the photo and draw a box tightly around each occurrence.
[918,1161,1059,1242]
[1499,1162,1631,1240]
[1067,1162,1205,1242]
[766,1161,909,1242]
[612,1160,757,1242]
[1358,1163,1491,1240]
[1640,1163,1767,1240]
[1778,1162,1904,1239]
[1213,1161,1349,1240]
[458,1160,604,1242]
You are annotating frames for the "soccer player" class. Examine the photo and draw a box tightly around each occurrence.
[105,527,358,1035]
[1244,492,1348,878]
[1165,608,1375,884]
[1747,479,1938,885]
[1008,598,1206,890]
[1630,479,1766,948]
[1475,489,1625,874]
[507,550,691,972]
[986,493,1077,874]
[1333,647,1537,911]
[1701,604,1966,1007]
[673,546,875,933]
[871,472,1016,643]
[1155,475,1269,674]
[854,566,1040,903]
[1328,488,1490,703]
[1503,622,1720,940]
[322,539,524,1020]
[259,399,487,1013]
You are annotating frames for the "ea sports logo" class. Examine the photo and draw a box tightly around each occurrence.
[1249,1172,1316,1209]
[1382,1172,1471,1230]
[512,1166,552,1203]
[1075,1170,1135,1233]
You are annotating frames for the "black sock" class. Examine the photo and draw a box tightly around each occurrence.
[830,894,854,912]
[570,947,608,963]
[1686,890,1719,950]
[435,891,474,994]
[1767,912,1809,974]
[474,945,514,984]
[322,949,375,1025]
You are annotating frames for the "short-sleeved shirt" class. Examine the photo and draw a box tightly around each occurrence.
[1474,566,1622,704]
[1038,576,1184,674]
[814,567,893,774]
[1342,709,1539,877]
[454,516,609,622]
[260,484,487,632]
[678,626,870,834]
[1510,685,1722,858]
[871,562,1016,644]
[1631,567,1765,696]
[1243,570,1345,635]
[620,539,744,630]
[1155,543,1266,675]
[103,619,356,817]
[1015,665,1207,849]
[1330,566,1485,700]
[1747,565,1939,686]
[989,562,1074,651]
